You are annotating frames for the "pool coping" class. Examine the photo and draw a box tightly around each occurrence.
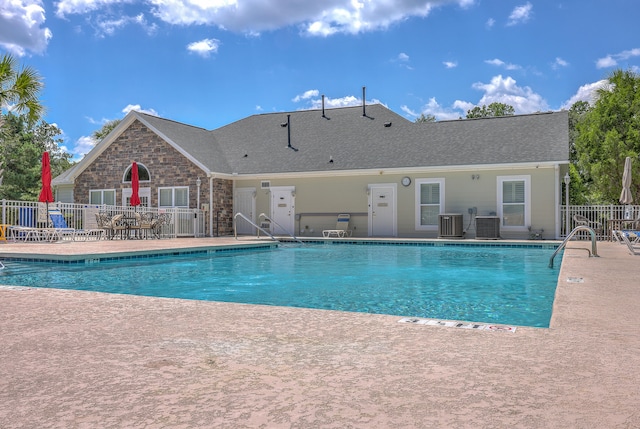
[0,236,560,264]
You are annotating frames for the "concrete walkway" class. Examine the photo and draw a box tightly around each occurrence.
[1,238,639,428]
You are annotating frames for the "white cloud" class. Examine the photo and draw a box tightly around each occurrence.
[552,57,569,69]
[561,79,608,109]
[0,0,52,56]
[291,90,386,111]
[485,17,495,28]
[187,38,221,57]
[596,48,640,69]
[398,53,409,62]
[443,61,458,69]
[55,0,131,18]
[485,58,521,71]
[471,74,548,113]
[507,2,532,26]
[95,13,158,37]
[292,89,320,102]
[55,0,465,37]
[72,135,98,159]
[402,97,463,121]
[122,104,158,116]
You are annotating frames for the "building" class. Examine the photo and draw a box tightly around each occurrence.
[53,103,569,239]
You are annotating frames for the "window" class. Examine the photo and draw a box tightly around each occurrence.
[123,163,150,182]
[159,187,189,207]
[89,189,116,205]
[497,176,530,229]
[415,178,444,230]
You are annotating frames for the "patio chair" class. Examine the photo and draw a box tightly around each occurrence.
[620,232,640,255]
[46,209,79,241]
[9,207,43,241]
[152,213,171,239]
[137,212,157,239]
[573,214,603,237]
[322,214,352,238]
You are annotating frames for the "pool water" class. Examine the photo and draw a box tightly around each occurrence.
[0,243,561,327]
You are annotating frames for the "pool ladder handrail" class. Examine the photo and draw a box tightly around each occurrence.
[258,213,304,244]
[233,212,304,245]
[549,225,599,268]
[234,212,279,242]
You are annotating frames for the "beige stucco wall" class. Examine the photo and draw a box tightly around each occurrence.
[234,165,560,240]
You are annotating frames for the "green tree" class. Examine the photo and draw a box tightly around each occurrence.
[0,113,72,200]
[0,54,44,126]
[415,113,436,123]
[567,101,591,204]
[575,69,640,203]
[92,119,121,142]
[466,102,515,118]
[0,54,45,188]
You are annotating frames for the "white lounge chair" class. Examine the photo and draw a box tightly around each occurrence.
[620,232,640,255]
[322,214,352,238]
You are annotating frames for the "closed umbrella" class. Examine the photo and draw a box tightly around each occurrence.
[38,151,54,205]
[130,161,141,207]
[620,156,633,220]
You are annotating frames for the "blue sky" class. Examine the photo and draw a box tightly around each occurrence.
[1,0,639,160]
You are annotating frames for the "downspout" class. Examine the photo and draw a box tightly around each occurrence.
[209,175,214,237]
[554,164,560,239]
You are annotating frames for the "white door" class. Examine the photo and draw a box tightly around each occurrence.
[369,184,397,237]
[270,186,295,236]
[234,188,256,235]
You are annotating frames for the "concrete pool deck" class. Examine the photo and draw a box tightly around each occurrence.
[1,238,639,428]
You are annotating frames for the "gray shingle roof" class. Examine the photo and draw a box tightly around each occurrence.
[139,104,569,175]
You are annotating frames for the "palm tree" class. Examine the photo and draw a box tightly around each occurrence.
[0,54,45,188]
[0,53,44,126]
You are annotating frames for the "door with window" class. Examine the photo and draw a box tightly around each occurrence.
[269,186,295,236]
[234,188,256,235]
[497,176,530,230]
[368,184,397,237]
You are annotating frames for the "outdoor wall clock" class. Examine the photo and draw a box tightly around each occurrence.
[401,176,411,187]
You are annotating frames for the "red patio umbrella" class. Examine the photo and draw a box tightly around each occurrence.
[38,151,54,204]
[130,161,141,207]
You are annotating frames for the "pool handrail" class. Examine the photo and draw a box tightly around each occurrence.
[258,213,304,244]
[234,212,279,242]
[549,225,599,268]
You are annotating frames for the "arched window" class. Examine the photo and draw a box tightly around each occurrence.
[123,163,151,182]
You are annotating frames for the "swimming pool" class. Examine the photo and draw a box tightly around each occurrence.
[0,242,561,327]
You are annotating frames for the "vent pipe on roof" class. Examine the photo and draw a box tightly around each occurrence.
[322,94,326,118]
[362,86,366,117]
[286,114,298,152]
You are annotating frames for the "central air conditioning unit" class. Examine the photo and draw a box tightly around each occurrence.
[476,216,501,239]
[438,214,464,238]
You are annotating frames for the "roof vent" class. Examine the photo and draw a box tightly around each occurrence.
[384,121,392,127]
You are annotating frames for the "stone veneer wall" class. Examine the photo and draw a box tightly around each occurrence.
[75,119,235,236]
[212,178,234,236]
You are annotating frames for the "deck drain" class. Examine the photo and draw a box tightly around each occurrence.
[567,277,584,283]
[398,317,516,332]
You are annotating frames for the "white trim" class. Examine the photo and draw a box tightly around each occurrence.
[122,162,151,183]
[414,178,445,231]
[497,175,531,231]
[229,161,567,181]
